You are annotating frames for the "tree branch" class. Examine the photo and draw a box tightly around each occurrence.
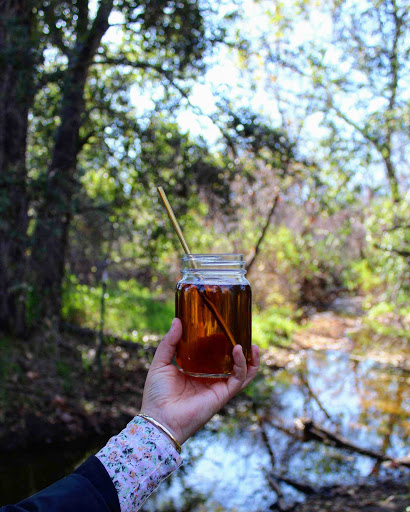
[267,471,318,496]
[93,57,162,72]
[373,243,410,258]
[298,370,333,422]
[94,55,245,163]
[77,0,114,66]
[246,188,281,273]
[298,418,410,467]
[328,98,381,149]
[382,223,410,232]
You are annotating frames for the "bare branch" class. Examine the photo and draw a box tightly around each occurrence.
[328,98,381,149]
[246,188,281,273]
[298,418,410,467]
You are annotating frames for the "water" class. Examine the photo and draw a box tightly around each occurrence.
[1,348,409,509]
[142,349,409,511]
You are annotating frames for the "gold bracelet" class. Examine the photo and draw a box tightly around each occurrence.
[138,413,182,454]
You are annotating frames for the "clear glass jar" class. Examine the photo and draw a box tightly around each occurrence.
[175,254,251,378]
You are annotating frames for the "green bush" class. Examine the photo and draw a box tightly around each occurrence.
[62,275,174,337]
[253,305,299,349]
[63,274,302,349]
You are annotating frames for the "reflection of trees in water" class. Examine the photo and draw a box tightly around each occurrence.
[141,351,409,511]
[142,481,207,512]
[351,360,408,456]
[252,351,409,508]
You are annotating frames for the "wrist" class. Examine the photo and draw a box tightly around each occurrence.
[137,412,182,453]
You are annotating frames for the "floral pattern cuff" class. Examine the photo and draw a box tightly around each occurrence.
[96,416,183,512]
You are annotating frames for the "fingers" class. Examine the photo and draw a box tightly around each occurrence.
[226,344,247,396]
[241,345,260,390]
[150,318,182,369]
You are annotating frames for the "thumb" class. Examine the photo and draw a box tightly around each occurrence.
[226,344,247,397]
[150,318,182,369]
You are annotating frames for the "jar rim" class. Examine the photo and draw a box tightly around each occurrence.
[181,253,244,259]
[180,254,246,273]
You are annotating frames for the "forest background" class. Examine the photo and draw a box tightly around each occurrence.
[0,0,409,508]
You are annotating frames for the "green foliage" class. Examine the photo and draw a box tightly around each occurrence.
[253,305,300,349]
[367,302,410,319]
[3,0,409,337]
[62,275,174,337]
[361,318,410,344]
[346,259,382,293]
[358,199,409,305]
[0,335,11,381]
[0,335,12,409]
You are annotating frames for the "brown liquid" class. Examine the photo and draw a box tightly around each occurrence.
[175,282,251,376]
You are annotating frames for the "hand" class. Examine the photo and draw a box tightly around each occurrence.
[140,318,260,445]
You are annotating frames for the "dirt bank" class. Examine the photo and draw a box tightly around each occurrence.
[293,479,409,512]
[0,329,149,451]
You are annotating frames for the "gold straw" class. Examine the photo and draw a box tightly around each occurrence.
[157,186,237,347]
[157,186,191,255]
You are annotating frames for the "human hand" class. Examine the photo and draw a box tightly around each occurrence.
[140,318,260,445]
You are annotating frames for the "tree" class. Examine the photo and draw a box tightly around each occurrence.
[0,0,36,336]
[261,0,409,202]
[324,0,408,202]
[0,0,238,333]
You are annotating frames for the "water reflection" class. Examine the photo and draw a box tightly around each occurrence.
[1,349,408,510]
[143,349,409,512]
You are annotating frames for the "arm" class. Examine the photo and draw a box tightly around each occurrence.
[1,319,259,512]
[1,455,119,512]
[96,318,259,512]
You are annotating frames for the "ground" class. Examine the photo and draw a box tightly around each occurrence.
[293,479,410,512]
[0,329,150,451]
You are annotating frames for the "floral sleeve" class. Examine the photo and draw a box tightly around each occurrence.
[96,416,183,512]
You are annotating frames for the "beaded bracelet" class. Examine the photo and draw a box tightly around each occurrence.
[137,413,182,454]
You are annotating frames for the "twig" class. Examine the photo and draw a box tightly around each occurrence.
[373,243,410,258]
[246,189,281,273]
[264,470,290,511]
[268,471,318,495]
[298,370,333,421]
[258,418,276,467]
[297,418,410,468]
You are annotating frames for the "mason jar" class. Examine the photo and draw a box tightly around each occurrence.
[175,254,251,378]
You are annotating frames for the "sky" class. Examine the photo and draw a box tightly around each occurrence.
[102,0,332,144]
[92,0,407,193]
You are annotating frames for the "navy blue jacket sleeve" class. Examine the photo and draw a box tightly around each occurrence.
[1,455,120,512]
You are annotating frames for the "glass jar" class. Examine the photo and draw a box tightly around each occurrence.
[175,254,251,378]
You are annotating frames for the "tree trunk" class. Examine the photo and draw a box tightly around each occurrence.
[30,0,113,327]
[0,0,35,336]
[383,151,401,203]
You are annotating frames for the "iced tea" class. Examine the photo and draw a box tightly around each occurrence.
[175,282,251,377]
